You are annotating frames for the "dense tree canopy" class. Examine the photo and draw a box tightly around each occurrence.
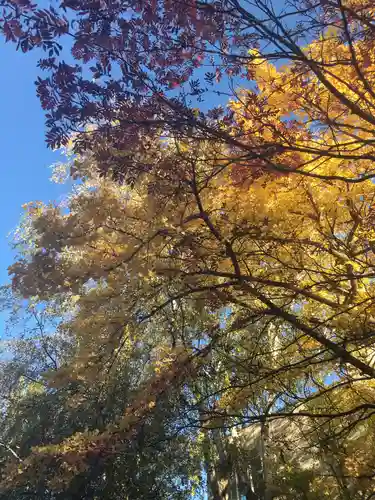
[0,0,374,180]
[1,0,375,498]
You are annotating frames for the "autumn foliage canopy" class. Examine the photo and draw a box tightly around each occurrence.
[1,0,375,498]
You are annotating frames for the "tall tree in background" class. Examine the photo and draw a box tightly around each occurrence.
[1,0,375,498]
[0,289,203,499]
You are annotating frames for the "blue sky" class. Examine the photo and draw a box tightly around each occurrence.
[0,43,68,285]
